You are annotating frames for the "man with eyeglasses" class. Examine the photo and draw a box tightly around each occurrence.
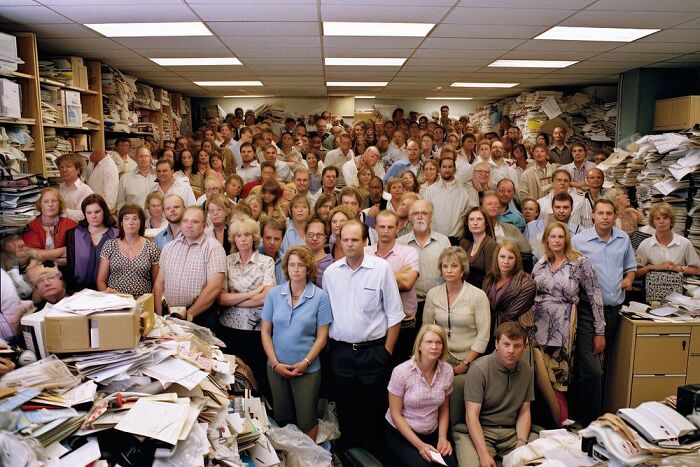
[397,200,451,311]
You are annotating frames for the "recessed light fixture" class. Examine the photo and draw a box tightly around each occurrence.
[85,22,211,37]
[323,22,434,37]
[151,58,241,66]
[355,96,376,99]
[194,81,263,86]
[223,95,272,98]
[326,82,388,87]
[325,58,406,66]
[451,82,519,88]
[535,26,659,42]
[489,60,577,68]
[425,97,472,100]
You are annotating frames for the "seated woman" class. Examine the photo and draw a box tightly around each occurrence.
[205,194,233,254]
[459,207,497,289]
[482,240,536,352]
[531,221,604,426]
[219,216,276,397]
[304,218,333,288]
[97,204,160,297]
[384,324,458,467]
[23,188,77,265]
[63,194,119,292]
[261,245,333,441]
[144,192,166,230]
[636,202,700,277]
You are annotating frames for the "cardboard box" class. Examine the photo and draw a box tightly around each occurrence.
[44,293,153,353]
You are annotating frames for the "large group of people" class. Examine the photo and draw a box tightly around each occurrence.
[3,105,700,466]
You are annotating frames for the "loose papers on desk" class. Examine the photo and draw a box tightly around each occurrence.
[51,289,136,316]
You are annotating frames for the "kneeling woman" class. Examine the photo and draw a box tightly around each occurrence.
[384,324,458,467]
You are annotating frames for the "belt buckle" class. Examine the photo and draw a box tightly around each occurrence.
[352,343,360,351]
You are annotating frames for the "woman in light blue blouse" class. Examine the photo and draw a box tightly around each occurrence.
[261,245,333,441]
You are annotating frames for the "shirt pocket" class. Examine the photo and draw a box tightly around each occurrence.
[359,286,379,312]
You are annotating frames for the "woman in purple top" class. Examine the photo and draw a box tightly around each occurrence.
[63,194,118,292]
[384,324,458,467]
[531,221,603,426]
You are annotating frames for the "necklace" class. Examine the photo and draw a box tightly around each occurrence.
[123,238,139,256]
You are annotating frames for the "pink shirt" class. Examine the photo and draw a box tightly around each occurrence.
[386,359,453,434]
[365,243,419,318]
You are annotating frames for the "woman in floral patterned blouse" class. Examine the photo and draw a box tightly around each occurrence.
[219,215,276,397]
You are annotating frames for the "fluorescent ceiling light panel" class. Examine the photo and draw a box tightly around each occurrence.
[327,81,388,86]
[323,22,434,37]
[194,81,263,86]
[355,96,376,99]
[151,57,241,66]
[535,26,659,42]
[325,58,406,66]
[425,97,472,100]
[84,22,211,37]
[489,59,577,68]
[451,82,518,88]
[224,95,271,98]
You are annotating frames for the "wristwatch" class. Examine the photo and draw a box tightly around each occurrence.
[462,360,471,368]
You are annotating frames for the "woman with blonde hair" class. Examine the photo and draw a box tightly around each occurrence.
[144,192,166,229]
[384,324,458,467]
[23,187,77,265]
[420,159,439,189]
[219,215,276,398]
[531,221,603,426]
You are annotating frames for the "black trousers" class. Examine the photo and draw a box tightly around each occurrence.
[330,339,390,457]
[571,298,620,425]
[219,327,271,402]
[383,422,458,467]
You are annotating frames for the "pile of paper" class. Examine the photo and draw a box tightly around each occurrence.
[0,173,48,232]
[38,58,74,86]
[0,316,255,466]
[133,83,160,111]
[101,64,137,132]
[0,124,31,173]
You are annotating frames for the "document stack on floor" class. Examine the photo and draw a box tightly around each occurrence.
[0,304,259,467]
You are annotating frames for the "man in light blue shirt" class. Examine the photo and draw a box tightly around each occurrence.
[383,138,422,183]
[154,194,184,250]
[572,198,636,425]
[324,220,404,457]
[495,178,525,231]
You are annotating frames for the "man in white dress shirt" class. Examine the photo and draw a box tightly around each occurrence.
[85,150,119,211]
[116,146,156,210]
[324,220,404,456]
[57,153,93,221]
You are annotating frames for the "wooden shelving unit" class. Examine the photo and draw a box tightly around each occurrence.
[3,32,193,177]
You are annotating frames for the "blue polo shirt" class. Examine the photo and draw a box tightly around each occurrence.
[573,227,636,307]
[261,281,333,373]
[258,244,284,285]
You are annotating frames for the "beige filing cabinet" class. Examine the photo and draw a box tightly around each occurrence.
[605,316,700,412]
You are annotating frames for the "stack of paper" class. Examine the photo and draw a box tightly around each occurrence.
[101,64,137,131]
[51,289,136,315]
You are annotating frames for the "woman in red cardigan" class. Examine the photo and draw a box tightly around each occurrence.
[23,187,77,266]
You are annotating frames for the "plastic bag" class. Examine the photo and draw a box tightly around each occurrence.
[266,424,332,467]
[154,422,210,467]
[0,431,46,467]
[315,401,340,444]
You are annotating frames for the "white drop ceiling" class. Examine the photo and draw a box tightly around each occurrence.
[1,0,699,100]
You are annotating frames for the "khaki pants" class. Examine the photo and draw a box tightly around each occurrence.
[453,426,537,467]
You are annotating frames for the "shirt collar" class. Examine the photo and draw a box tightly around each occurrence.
[279,281,315,299]
[491,351,521,374]
[176,231,207,246]
[231,250,263,265]
[649,233,682,248]
[408,358,446,382]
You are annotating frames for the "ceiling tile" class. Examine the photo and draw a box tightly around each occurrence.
[8,22,100,38]
[323,48,415,58]
[499,50,599,60]
[322,0,454,5]
[112,36,224,49]
[47,4,198,22]
[666,53,700,63]
[243,58,322,66]
[445,8,575,25]
[233,47,321,58]
[190,4,318,22]
[411,49,502,59]
[322,36,422,49]
[609,42,700,54]
[40,0,182,4]
[675,16,700,28]
[172,71,258,80]
[207,22,319,36]
[134,48,231,57]
[37,37,120,50]
[514,39,619,52]
[587,0,700,12]
[639,29,700,42]
[0,5,72,23]
[245,66,324,76]
[220,36,321,48]
[590,52,679,62]
[1,0,38,4]
[559,10,694,28]
[431,24,547,39]
[459,0,591,7]
[421,38,525,50]
[320,5,449,22]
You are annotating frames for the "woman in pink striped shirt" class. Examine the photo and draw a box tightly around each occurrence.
[384,324,458,467]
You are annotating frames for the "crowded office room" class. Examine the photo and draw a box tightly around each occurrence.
[1,1,700,465]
